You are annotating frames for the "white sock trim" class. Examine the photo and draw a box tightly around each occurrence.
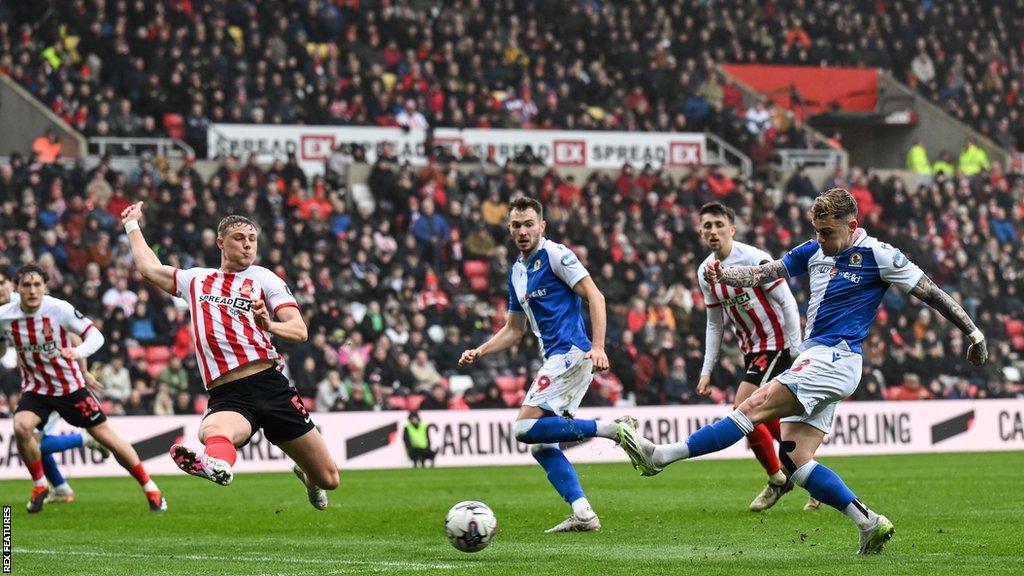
[727,410,755,435]
[790,460,818,487]
[595,420,618,439]
[512,419,537,440]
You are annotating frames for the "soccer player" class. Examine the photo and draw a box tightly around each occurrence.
[459,197,630,533]
[1,269,110,504]
[695,202,802,511]
[618,188,988,553]
[121,202,339,510]
[1,263,166,513]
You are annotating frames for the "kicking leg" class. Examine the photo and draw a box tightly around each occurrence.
[279,427,340,511]
[170,411,251,486]
[618,380,802,475]
[782,422,893,554]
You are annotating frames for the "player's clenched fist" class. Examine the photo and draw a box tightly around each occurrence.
[967,338,988,366]
[251,299,271,330]
[704,260,724,284]
[121,201,144,225]
[459,348,481,367]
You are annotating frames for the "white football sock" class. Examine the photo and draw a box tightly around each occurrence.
[571,497,595,520]
[768,470,787,485]
[653,442,689,467]
[843,500,879,530]
[595,420,618,439]
[53,482,72,494]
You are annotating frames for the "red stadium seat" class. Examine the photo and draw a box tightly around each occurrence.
[162,113,185,140]
[193,395,208,414]
[495,376,525,392]
[406,394,425,411]
[127,346,146,361]
[145,346,172,363]
[147,361,167,378]
[387,396,408,411]
[463,260,490,293]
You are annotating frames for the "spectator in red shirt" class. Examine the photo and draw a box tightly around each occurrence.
[887,373,935,401]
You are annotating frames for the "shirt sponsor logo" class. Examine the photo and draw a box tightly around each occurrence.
[528,288,548,300]
[16,341,58,354]
[840,271,862,284]
[893,250,909,268]
[718,292,751,307]
[560,252,578,267]
[198,294,253,312]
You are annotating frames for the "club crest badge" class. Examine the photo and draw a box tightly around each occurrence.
[849,253,863,268]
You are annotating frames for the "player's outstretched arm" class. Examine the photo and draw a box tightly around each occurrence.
[121,201,176,295]
[572,276,609,371]
[909,274,988,366]
[708,259,789,287]
[458,312,527,367]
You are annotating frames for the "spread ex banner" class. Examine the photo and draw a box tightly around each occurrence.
[207,124,706,175]
[1,399,1021,478]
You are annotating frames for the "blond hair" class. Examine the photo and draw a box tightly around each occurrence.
[810,188,858,221]
[217,215,260,238]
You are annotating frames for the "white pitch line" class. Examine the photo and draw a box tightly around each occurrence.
[16,548,458,571]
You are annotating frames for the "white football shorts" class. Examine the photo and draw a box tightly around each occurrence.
[776,343,863,433]
[522,346,593,417]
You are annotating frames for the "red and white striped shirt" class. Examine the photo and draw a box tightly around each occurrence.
[174,265,298,388]
[698,242,793,354]
[0,296,94,396]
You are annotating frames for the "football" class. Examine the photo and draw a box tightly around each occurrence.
[444,500,498,553]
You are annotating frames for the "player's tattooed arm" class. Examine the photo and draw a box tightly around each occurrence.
[909,274,988,366]
[709,259,788,287]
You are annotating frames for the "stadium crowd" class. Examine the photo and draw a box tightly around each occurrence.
[4,0,1024,157]
[1,139,1022,416]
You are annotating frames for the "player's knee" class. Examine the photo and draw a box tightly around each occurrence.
[316,469,340,491]
[13,420,36,441]
[513,419,537,442]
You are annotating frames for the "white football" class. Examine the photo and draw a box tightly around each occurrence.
[444,500,498,552]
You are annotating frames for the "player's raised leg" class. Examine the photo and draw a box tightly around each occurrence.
[619,381,803,476]
[13,410,49,513]
[88,421,167,511]
[171,411,251,487]
[780,422,893,554]
[279,428,339,511]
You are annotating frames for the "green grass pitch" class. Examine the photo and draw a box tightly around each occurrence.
[1,451,1022,575]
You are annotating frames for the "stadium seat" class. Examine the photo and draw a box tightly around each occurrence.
[387,396,408,411]
[162,113,185,140]
[193,395,209,414]
[495,376,525,392]
[463,260,490,293]
[127,346,146,361]
[145,346,172,364]
[406,394,425,411]
[147,361,166,379]
[1006,320,1024,350]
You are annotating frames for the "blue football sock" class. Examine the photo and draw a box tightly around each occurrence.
[42,453,66,488]
[532,445,585,504]
[40,433,84,454]
[684,414,748,458]
[797,462,857,511]
[517,417,597,444]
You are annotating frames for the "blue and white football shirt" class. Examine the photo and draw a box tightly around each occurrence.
[782,230,923,354]
[508,238,591,358]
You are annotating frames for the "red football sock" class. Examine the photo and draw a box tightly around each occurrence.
[747,423,782,476]
[205,435,237,466]
[26,459,45,481]
[130,462,151,486]
[764,419,782,442]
